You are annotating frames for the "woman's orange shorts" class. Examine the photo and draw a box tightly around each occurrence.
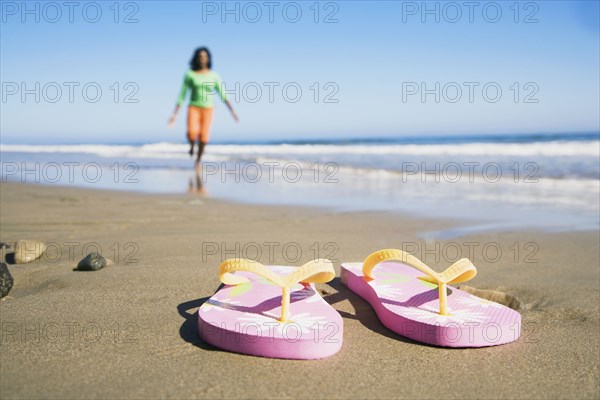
[187,105,214,143]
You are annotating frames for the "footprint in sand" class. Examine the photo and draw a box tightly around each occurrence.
[458,285,522,310]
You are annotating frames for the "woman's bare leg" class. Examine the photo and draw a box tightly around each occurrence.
[196,141,206,162]
[188,136,195,156]
[194,141,206,174]
[187,106,200,157]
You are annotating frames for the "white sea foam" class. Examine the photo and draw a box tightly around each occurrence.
[212,141,600,157]
[2,140,598,157]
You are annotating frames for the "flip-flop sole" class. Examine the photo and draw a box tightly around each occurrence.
[198,265,343,359]
[341,262,521,347]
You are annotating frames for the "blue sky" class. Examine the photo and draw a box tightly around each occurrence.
[1,0,599,144]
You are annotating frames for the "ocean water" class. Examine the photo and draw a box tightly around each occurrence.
[1,133,599,238]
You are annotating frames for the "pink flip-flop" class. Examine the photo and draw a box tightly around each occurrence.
[198,258,343,359]
[341,249,521,347]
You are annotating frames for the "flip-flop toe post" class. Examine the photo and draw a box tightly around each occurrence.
[341,249,521,347]
[198,258,343,359]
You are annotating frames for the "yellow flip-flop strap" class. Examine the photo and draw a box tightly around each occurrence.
[220,258,286,287]
[362,249,477,315]
[286,258,336,285]
[219,258,334,322]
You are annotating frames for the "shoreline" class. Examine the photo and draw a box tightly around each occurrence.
[2,136,599,240]
[1,178,598,241]
[0,182,598,399]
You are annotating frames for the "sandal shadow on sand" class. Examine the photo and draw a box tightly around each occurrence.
[198,258,343,359]
[341,249,521,347]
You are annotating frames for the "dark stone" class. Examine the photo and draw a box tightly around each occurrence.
[0,262,14,297]
[77,252,107,271]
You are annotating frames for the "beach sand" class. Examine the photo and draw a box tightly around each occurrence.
[0,182,598,399]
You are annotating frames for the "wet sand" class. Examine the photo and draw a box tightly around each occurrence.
[0,182,598,399]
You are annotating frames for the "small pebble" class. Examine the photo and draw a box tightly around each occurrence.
[77,252,108,271]
[0,262,14,297]
[14,240,46,264]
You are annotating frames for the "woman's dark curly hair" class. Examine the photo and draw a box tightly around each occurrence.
[189,47,212,70]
